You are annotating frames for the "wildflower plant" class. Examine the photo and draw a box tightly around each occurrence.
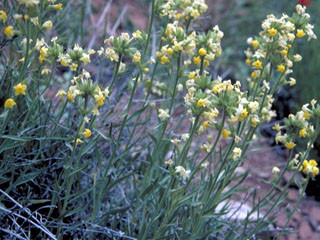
[0,0,319,239]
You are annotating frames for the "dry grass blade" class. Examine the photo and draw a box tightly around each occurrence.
[110,4,128,36]
[88,0,113,49]
[0,189,57,240]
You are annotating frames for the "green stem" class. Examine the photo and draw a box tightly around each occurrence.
[109,54,122,89]
[142,0,155,60]
[19,20,30,82]
[251,55,269,100]
[179,115,199,166]
[186,110,226,187]
[199,56,205,76]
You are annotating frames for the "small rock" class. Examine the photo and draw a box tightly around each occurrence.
[287,190,299,201]
[275,213,287,228]
[287,233,298,240]
[292,211,302,222]
[299,219,313,239]
[309,206,320,222]
[291,212,302,228]
[282,172,297,187]
[311,232,320,240]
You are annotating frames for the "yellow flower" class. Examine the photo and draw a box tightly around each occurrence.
[95,94,105,107]
[70,63,78,71]
[300,160,319,177]
[41,68,51,75]
[75,138,83,146]
[245,59,251,65]
[310,160,318,167]
[132,51,141,63]
[80,53,90,65]
[175,13,182,20]
[212,85,219,94]
[240,108,248,118]
[312,168,319,177]
[38,55,45,63]
[165,159,173,166]
[133,30,141,38]
[67,91,75,103]
[197,99,204,107]
[268,28,277,37]
[203,121,210,129]
[285,141,296,149]
[13,83,27,96]
[251,71,260,79]
[198,48,207,56]
[60,58,69,67]
[296,29,305,38]
[52,3,63,10]
[56,90,66,98]
[272,123,281,131]
[193,56,201,65]
[299,129,307,138]
[252,60,262,69]
[4,25,14,39]
[0,10,7,23]
[39,47,48,63]
[173,43,182,52]
[222,129,231,139]
[252,40,259,48]
[303,111,310,120]
[143,68,149,73]
[4,98,16,109]
[277,64,285,72]
[281,49,288,57]
[160,55,169,64]
[233,147,242,160]
[188,72,195,79]
[83,129,92,138]
[42,20,53,30]
[250,117,258,127]
[166,48,173,55]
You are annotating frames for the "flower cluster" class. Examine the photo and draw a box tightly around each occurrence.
[175,166,191,180]
[158,108,170,121]
[58,44,95,71]
[299,159,319,177]
[191,26,223,67]
[157,0,208,23]
[274,99,319,150]
[156,21,191,64]
[98,31,147,72]
[57,70,109,116]
[245,4,316,91]
[35,37,63,64]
